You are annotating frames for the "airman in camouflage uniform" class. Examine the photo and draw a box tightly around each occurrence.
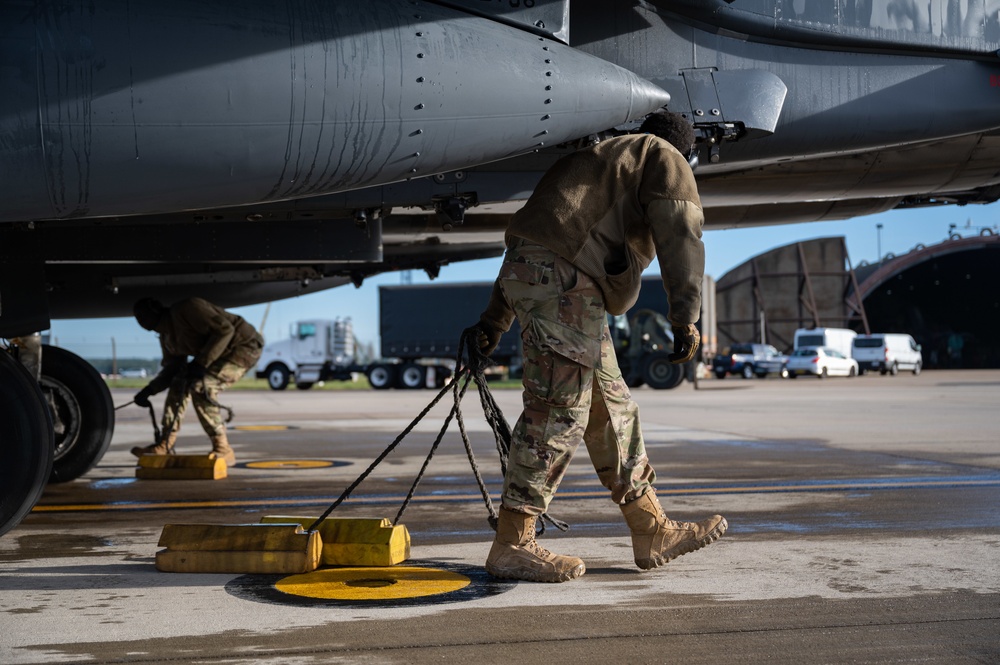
[130,297,263,466]
[475,112,728,583]
[497,241,654,513]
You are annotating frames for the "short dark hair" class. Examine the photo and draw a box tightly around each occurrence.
[638,112,696,154]
[133,297,166,330]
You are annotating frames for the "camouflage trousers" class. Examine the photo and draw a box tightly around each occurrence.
[498,239,656,515]
[161,359,250,440]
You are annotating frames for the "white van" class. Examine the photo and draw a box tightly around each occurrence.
[793,327,857,359]
[852,334,923,375]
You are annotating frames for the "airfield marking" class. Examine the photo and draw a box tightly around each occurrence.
[275,566,471,601]
[225,561,515,608]
[229,425,298,431]
[30,476,1000,513]
[241,460,339,470]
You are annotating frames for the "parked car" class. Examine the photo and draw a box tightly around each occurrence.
[712,343,788,379]
[785,346,858,378]
[793,327,857,359]
[852,333,923,375]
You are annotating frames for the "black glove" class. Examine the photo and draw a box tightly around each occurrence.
[185,362,207,381]
[475,320,502,356]
[134,387,153,408]
[668,324,700,364]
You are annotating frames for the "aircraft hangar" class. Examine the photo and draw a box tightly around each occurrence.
[713,234,1000,369]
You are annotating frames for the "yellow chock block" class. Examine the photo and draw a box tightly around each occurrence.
[155,523,322,574]
[135,454,227,480]
[260,516,410,567]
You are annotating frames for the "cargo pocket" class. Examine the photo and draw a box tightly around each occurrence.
[526,316,601,370]
[509,435,556,472]
[521,340,590,408]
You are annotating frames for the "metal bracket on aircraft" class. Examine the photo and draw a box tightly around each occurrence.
[656,68,787,162]
[352,208,381,230]
[433,193,480,231]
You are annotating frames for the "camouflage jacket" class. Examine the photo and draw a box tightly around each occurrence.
[147,297,262,391]
[481,134,704,331]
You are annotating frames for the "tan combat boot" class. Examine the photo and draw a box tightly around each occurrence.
[130,430,177,458]
[208,432,236,466]
[485,506,586,583]
[621,490,727,570]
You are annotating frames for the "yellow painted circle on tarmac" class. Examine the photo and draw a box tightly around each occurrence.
[244,460,334,469]
[275,566,471,601]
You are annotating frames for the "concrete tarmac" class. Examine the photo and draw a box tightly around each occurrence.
[2,370,999,664]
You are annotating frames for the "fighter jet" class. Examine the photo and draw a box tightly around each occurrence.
[2,0,999,534]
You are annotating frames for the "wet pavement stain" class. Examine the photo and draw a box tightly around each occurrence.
[0,533,119,562]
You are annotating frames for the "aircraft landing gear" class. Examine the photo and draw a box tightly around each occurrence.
[39,345,115,483]
[0,337,116,536]
[0,349,53,537]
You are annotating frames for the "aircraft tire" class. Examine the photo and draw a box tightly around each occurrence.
[40,345,115,483]
[641,352,684,390]
[0,350,54,536]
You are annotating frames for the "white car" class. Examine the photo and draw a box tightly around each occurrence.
[785,346,858,378]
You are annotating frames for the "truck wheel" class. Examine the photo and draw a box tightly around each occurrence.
[741,364,754,379]
[295,382,314,390]
[265,364,290,390]
[40,346,115,483]
[398,364,426,389]
[913,361,922,376]
[641,352,684,390]
[625,374,645,388]
[367,364,396,390]
[431,365,452,388]
[0,351,53,537]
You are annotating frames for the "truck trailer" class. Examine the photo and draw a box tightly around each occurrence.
[256,283,522,390]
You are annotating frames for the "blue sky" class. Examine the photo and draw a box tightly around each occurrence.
[48,200,1000,361]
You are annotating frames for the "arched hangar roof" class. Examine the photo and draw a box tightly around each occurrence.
[853,233,1000,301]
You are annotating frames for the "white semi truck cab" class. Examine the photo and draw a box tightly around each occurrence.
[256,318,359,390]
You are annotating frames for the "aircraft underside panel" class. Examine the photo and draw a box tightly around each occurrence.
[657,0,1000,57]
[575,1,1000,169]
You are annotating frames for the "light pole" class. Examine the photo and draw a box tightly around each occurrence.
[876,223,883,265]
